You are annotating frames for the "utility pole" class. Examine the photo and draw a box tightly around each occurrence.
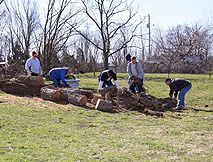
[147,14,151,56]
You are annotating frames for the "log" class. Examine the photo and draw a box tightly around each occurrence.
[157,97,177,109]
[143,109,164,118]
[68,93,87,106]
[16,75,45,87]
[95,99,113,112]
[0,79,10,90]
[99,85,117,97]
[3,82,19,94]
[79,89,93,99]
[117,88,143,111]
[91,95,105,105]
[59,88,80,101]
[85,102,96,109]
[26,86,41,96]
[137,92,164,111]
[2,81,41,96]
[40,87,60,102]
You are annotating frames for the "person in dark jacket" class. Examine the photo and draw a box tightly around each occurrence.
[49,67,72,87]
[98,70,119,91]
[165,78,192,110]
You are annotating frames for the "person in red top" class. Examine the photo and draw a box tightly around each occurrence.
[165,78,192,110]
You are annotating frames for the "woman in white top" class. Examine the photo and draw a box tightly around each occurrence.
[25,51,42,76]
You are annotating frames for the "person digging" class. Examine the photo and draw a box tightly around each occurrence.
[165,78,192,111]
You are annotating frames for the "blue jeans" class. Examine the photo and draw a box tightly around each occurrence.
[49,72,58,87]
[177,83,192,108]
[98,77,113,88]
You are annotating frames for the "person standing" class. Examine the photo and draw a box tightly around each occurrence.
[25,51,42,76]
[98,69,119,91]
[49,67,72,88]
[165,78,192,110]
[127,56,144,94]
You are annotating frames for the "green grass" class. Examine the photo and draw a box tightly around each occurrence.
[0,73,212,161]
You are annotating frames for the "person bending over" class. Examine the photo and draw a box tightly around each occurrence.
[165,78,192,110]
[49,67,72,88]
[98,69,119,91]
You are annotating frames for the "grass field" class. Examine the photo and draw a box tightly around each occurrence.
[0,73,212,161]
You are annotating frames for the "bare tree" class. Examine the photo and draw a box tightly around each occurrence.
[41,0,82,73]
[151,23,213,73]
[75,0,143,70]
[6,0,40,63]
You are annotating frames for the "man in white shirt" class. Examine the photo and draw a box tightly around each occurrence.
[25,51,42,76]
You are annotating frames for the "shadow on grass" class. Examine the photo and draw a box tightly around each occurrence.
[190,107,213,112]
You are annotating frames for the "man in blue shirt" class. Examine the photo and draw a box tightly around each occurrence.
[49,67,72,87]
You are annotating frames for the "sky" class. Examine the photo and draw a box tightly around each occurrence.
[133,0,213,30]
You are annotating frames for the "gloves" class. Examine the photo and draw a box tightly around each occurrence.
[39,69,43,76]
[130,76,135,80]
[27,71,31,76]
[65,83,70,88]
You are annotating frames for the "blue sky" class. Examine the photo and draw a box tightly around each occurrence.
[133,0,213,30]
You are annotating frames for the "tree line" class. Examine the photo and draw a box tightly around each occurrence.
[0,0,212,74]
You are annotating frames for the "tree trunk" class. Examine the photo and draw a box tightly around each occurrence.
[93,57,96,78]
[157,97,177,109]
[137,92,164,111]
[16,75,45,87]
[0,79,10,90]
[103,51,109,70]
[68,93,88,106]
[3,82,23,94]
[40,87,60,102]
[3,81,41,96]
[117,88,143,111]
[91,95,105,105]
[95,99,113,112]
[99,85,117,96]
[79,89,93,99]
[59,88,80,101]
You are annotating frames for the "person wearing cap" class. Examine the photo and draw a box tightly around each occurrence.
[98,69,119,91]
[127,56,144,93]
[165,78,192,110]
[49,67,72,88]
[25,51,42,76]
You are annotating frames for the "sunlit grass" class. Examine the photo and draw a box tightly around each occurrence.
[0,73,212,161]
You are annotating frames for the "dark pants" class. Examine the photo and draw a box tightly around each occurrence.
[130,78,143,94]
[98,77,113,88]
[31,72,39,76]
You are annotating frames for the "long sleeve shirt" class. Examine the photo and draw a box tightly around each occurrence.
[25,57,41,74]
[169,78,191,98]
[49,68,67,84]
[127,61,144,79]
[98,70,119,90]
